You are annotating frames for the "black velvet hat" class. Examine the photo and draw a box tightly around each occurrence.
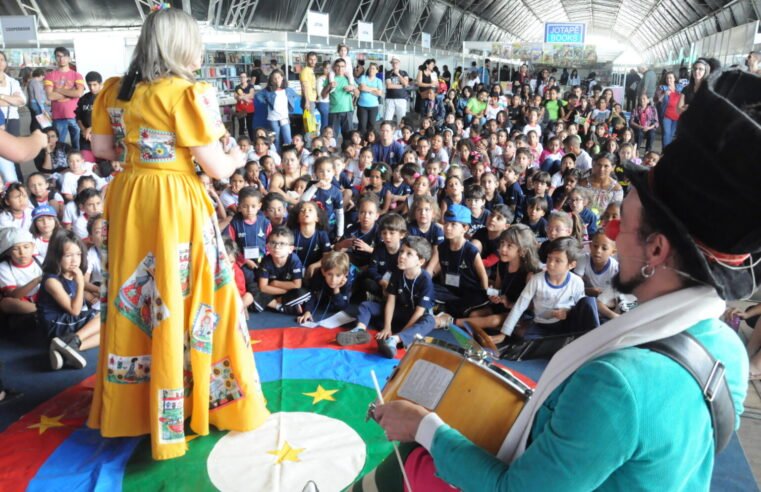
[625,69,761,300]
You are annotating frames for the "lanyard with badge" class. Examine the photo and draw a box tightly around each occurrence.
[241,220,261,261]
[444,246,466,288]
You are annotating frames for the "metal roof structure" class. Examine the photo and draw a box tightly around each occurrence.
[2,0,759,60]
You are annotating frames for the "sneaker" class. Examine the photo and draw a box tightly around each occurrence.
[278,304,303,315]
[51,337,87,369]
[49,343,64,371]
[378,337,398,359]
[336,328,371,346]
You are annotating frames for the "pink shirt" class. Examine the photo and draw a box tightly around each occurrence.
[44,69,85,120]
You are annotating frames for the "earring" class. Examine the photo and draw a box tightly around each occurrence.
[641,264,655,278]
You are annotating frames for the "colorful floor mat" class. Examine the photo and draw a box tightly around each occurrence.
[0,328,399,492]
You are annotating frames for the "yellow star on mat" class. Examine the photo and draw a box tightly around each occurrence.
[302,384,338,404]
[28,414,66,435]
[185,434,200,442]
[267,441,305,464]
[250,339,262,345]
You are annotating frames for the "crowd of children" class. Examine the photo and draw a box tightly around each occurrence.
[0,63,659,366]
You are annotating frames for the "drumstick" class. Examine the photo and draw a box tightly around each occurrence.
[371,370,414,492]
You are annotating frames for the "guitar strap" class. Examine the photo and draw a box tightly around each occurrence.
[639,331,735,453]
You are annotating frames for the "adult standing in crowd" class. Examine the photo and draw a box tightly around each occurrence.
[384,57,409,125]
[478,59,491,87]
[657,71,681,147]
[26,68,48,132]
[250,59,265,85]
[415,59,437,114]
[0,51,27,138]
[75,71,103,163]
[357,63,384,135]
[323,58,357,139]
[87,7,269,461]
[624,68,641,112]
[747,51,761,75]
[0,50,28,181]
[678,58,711,114]
[568,68,580,87]
[369,68,757,492]
[44,47,85,150]
[636,64,656,101]
[440,65,452,88]
[629,93,659,153]
[299,52,318,136]
[263,69,297,152]
[315,60,331,133]
[233,72,255,139]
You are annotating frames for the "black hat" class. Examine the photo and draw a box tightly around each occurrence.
[625,69,761,300]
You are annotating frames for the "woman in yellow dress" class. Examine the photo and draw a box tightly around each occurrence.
[87,8,269,460]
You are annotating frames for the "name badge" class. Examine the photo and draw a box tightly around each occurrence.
[244,247,260,260]
[381,272,392,283]
[445,273,460,288]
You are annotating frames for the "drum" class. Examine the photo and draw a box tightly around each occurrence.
[379,337,534,455]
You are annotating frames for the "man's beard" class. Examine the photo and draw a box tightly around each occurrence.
[613,271,646,295]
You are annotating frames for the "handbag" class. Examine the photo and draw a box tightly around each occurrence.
[303,108,317,134]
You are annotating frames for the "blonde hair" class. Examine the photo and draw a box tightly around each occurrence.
[128,9,202,83]
[322,251,350,275]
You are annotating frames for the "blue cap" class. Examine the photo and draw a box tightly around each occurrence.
[32,204,57,220]
[444,204,471,225]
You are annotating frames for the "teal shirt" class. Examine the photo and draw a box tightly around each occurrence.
[327,75,353,113]
[357,75,383,108]
[429,318,748,491]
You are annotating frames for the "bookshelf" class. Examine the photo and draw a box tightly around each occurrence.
[199,50,288,94]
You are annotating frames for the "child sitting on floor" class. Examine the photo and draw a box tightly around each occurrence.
[39,230,100,370]
[252,227,310,315]
[338,236,435,359]
[0,227,42,317]
[297,251,352,324]
[497,237,599,342]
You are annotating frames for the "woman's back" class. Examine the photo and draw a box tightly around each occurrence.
[94,76,224,174]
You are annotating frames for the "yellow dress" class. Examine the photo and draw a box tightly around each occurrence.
[87,76,269,460]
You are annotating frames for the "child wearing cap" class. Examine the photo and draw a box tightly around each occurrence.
[0,227,42,316]
[433,204,489,320]
[30,204,60,260]
[338,236,436,359]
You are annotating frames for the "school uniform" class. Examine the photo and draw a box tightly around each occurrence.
[502,181,525,222]
[469,208,491,236]
[407,222,445,247]
[293,228,331,270]
[252,253,310,312]
[227,214,271,285]
[36,273,98,339]
[484,193,504,211]
[434,240,489,316]
[0,259,43,301]
[472,227,501,270]
[356,270,436,347]
[310,185,344,232]
[579,207,599,238]
[341,222,378,267]
[356,245,401,300]
[523,216,548,240]
[303,273,352,321]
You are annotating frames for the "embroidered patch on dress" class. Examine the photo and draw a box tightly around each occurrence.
[107,354,151,384]
[115,252,170,337]
[209,358,244,410]
[107,108,127,162]
[202,216,232,291]
[191,303,218,354]
[198,85,224,132]
[158,388,185,444]
[178,242,190,297]
[139,127,176,163]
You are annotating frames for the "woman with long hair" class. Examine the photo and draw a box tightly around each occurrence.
[656,71,681,147]
[678,58,712,114]
[87,7,269,461]
[263,68,298,151]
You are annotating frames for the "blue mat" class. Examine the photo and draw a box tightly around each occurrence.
[0,311,757,491]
